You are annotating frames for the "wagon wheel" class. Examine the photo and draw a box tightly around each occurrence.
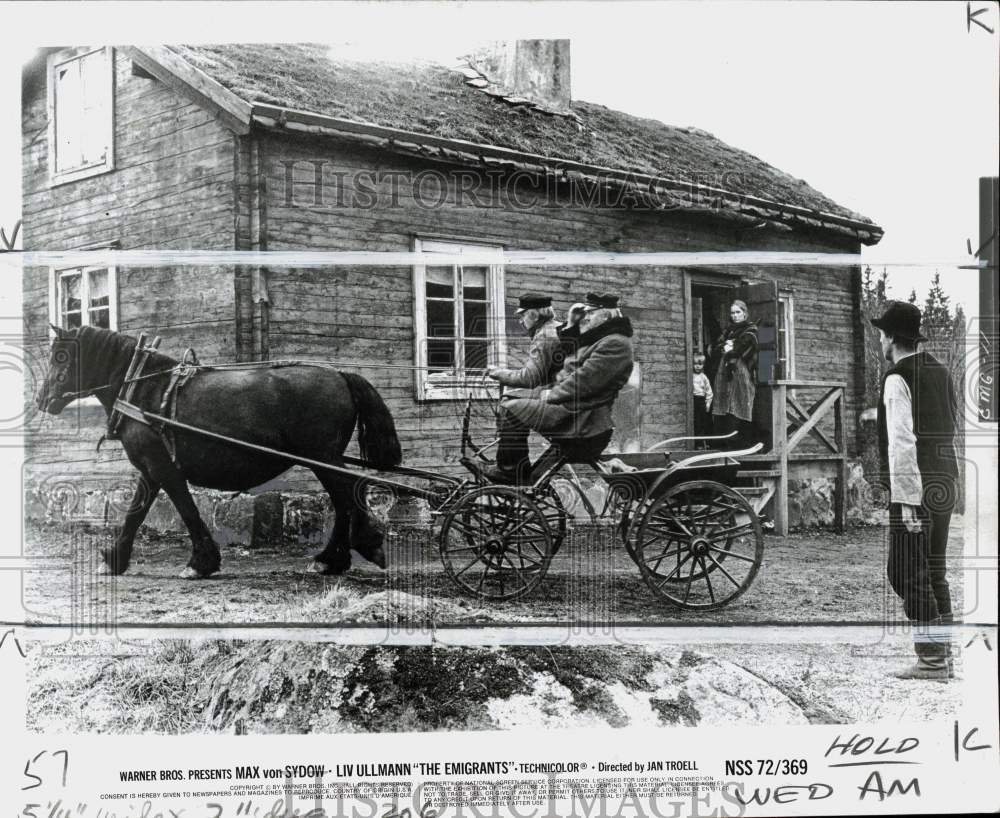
[529,484,568,556]
[629,495,735,582]
[633,480,763,610]
[439,485,553,602]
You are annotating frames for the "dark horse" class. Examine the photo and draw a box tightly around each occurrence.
[36,325,402,579]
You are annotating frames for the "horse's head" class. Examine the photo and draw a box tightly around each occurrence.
[36,325,84,415]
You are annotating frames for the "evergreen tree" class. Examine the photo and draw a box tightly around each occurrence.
[923,271,953,335]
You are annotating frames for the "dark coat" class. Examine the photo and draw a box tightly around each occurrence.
[504,315,634,438]
[490,317,562,398]
[711,320,758,421]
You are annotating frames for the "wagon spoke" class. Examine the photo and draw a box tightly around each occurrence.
[651,505,693,538]
[465,508,499,529]
[690,500,742,527]
[682,557,697,605]
[499,552,530,589]
[450,519,487,539]
[643,521,688,539]
[454,555,484,578]
[446,544,488,554]
[476,561,491,593]
[657,550,694,586]
[705,521,755,542]
[647,547,685,574]
[637,530,682,552]
[705,550,742,589]
[707,544,756,563]
[502,548,542,566]
[701,556,716,604]
[504,513,546,540]
[515,537,547,562]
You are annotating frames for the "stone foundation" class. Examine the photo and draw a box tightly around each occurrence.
[23,478,432,548]
[786,459,884,529]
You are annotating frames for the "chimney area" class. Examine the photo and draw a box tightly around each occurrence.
[460,39,573,117]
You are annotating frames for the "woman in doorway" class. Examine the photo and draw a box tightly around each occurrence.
[711,300,759,449]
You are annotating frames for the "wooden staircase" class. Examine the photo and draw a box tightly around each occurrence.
[734,468,780,516]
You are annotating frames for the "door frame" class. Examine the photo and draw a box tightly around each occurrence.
[683,269,742,436]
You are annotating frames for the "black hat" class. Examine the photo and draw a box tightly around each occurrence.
[583,291,620,310]
[515,292,552,314]
[869,301,928,342]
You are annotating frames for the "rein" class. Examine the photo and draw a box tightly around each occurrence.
[59,368,169,402]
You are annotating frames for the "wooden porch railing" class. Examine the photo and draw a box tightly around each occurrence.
[769,380,848,536]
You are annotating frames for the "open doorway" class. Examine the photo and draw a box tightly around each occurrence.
[688,278,779,451]
[691,281,737,448]
[691,282,736,387]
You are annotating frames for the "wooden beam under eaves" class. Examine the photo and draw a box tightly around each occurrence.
[123,45,253,135]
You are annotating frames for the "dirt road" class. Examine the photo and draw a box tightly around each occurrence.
[21,518,966,626]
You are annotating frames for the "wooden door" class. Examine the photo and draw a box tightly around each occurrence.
[739,280,779,450]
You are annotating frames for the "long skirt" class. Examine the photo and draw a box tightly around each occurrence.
[711,359,755,422]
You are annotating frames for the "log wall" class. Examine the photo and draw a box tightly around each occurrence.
[22,50,239,496]
[259,133,865,490]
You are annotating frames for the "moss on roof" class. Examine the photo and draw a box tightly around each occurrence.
[175,43,872,224]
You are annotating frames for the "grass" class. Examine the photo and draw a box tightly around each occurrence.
[104,640,206,734]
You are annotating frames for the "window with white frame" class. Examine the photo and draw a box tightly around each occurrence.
[47,46,114,185]
[412,238,506,400]
[50,266,118,332]
[777,292,795,379]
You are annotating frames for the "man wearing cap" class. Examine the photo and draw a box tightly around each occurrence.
[487,291,635,483]
[873,301,960,681]
[484,292,564,482]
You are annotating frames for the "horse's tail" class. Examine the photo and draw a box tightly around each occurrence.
[341,372,403,468]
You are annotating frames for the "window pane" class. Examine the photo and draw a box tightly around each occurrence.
[88,269,109,308]
[464,341,488,373]
[425,266,454,299]
[427,339,456,372]
[64,311,82,330]
[464,299,488,338]
[461,266,487,301]
[61,273,82,317]
[89,308,110,329]
[426,299,454,338]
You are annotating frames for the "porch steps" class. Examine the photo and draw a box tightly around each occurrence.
[736,469,781,480]
[733,484,774,516]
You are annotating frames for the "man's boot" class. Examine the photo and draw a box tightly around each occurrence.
[893,615,951,681]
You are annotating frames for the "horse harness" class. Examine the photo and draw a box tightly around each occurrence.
[104,334,201,465]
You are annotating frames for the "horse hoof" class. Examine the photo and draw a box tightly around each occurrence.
[180,566,205,580]
[310,560,328,574]
[96,563,111,575]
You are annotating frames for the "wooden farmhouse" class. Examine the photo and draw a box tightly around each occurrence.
[22,42,884,534]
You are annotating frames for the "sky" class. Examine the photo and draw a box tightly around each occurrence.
[0,0,997,313]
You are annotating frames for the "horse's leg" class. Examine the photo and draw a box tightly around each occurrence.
[349,494,387,569]
[99,472,161,576]
[310,471,353,575]
[155,467,221,579]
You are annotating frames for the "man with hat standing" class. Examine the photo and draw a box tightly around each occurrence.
[484,292,564,483]
[872,300,960,681]
[486,291,635,483]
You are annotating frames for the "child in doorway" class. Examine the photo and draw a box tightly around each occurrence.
[692,353,714,448]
